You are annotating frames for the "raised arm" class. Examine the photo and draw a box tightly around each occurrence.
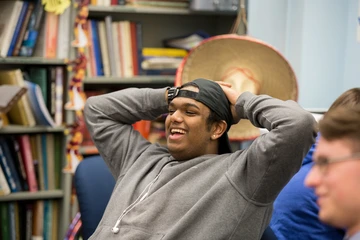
[226,90,317,204]
[83,87,169,177]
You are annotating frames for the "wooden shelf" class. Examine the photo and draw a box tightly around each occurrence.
[88,5,237,16]
[0,125,65,134]
[0,190,63,202]
[0,57,66,65]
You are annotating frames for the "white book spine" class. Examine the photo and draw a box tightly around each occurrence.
[0,1,24,57]
[98,21,111,76]
[120,21,133,77]
[112,22,122,77]
[0,166,11,196]
[56,6,71,59]
[105,16,117,76]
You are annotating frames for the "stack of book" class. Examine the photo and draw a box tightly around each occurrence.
[0,68,65,127]
[0,133,62,239]
[86,16,143,77]
[141,47,188,75]
[0,0,71,59]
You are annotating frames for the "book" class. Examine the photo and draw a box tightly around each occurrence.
[90,20,104,76]
[126,0,189,8]
[45,12,59,58]
[19,0,45,56]
[25,203,34,240]
[0,166,10,196]
[142,47,188,57]
[0,137,23,192]
[57,5,71,59]
[119,21,134,77]
[111,21,122,77]
[51,201,59,240]
[5,136,29,191]
[86,21,97,76]
[163,30,209,50]
[0,1,24,57]
[43,200,52,240]
[27,67,48,103]
[0,203,10,240]
[34,134,45,191]
[53,135,62,189]
[25,80,56,127]
[12,1,35,56]
[0,85,27,114]
[0,69,36,126]
[130,22,139,76]
[8,202,16,240]
[33,11,59,58]
[105,16,117,76]
[46,134,55,190]
[17,134,39,192]
[47,67,56,120]
[98,21,111,76]
[135,22,143,75]
[7,1,29,56]
[41,134,48,190]
[54,67,64,126]
[32,200,44,239]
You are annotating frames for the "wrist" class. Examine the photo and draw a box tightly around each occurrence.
[167,87,180,105]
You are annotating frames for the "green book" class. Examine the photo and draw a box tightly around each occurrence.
[28,67,47,103]
[0,203,10,240]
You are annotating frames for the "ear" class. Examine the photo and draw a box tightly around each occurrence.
[211,120,227,140]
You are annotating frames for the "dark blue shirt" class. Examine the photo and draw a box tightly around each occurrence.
[270,136,345,240]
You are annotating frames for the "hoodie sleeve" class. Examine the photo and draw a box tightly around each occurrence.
[83,87,169,178]
[227,91,317,204]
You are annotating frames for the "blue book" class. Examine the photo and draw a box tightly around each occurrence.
[19,0,44,57]
[7,1,29,56]
[24,81,56,127]
[91,20,104,76]
[0,137,23,192]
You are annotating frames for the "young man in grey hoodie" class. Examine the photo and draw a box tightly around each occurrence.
[84,78,316,239]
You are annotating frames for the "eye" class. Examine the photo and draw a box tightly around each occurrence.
[316,157,329,166]
[168,109,175,115]
[185,111,196,115]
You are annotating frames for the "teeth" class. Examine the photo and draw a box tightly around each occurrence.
[171,129,185,134]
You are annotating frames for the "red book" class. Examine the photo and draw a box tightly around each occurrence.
[17,135,38,192]
[130,22,139,75]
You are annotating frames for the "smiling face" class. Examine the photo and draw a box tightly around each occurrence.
[165,85,221,160]
[305,137,360,235]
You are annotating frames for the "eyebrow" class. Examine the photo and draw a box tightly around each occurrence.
[169,101,200,110]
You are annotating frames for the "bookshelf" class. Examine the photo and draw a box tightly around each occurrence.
[0,118,72,240]
[0,57,67,65]
[79,3,242,154]
[0,1,73,237]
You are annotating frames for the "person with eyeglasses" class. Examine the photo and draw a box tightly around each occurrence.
[270,88,360,240]
[305,104,360,240]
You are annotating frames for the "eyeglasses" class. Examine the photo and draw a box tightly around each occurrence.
[312,152,360,173]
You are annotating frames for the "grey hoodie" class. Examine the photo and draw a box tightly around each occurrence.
[84,88,316,240]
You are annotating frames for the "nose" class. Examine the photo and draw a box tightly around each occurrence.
[169,110,183,123]
[304,165,322,188]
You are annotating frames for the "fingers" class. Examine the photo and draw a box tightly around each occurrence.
[215,81,232,88]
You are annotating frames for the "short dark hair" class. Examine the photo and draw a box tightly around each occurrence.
[320,106,360,151]
[181,81,226,131]
[206,110,222,131]
[320,88,360,151]
[328,88,360,111]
